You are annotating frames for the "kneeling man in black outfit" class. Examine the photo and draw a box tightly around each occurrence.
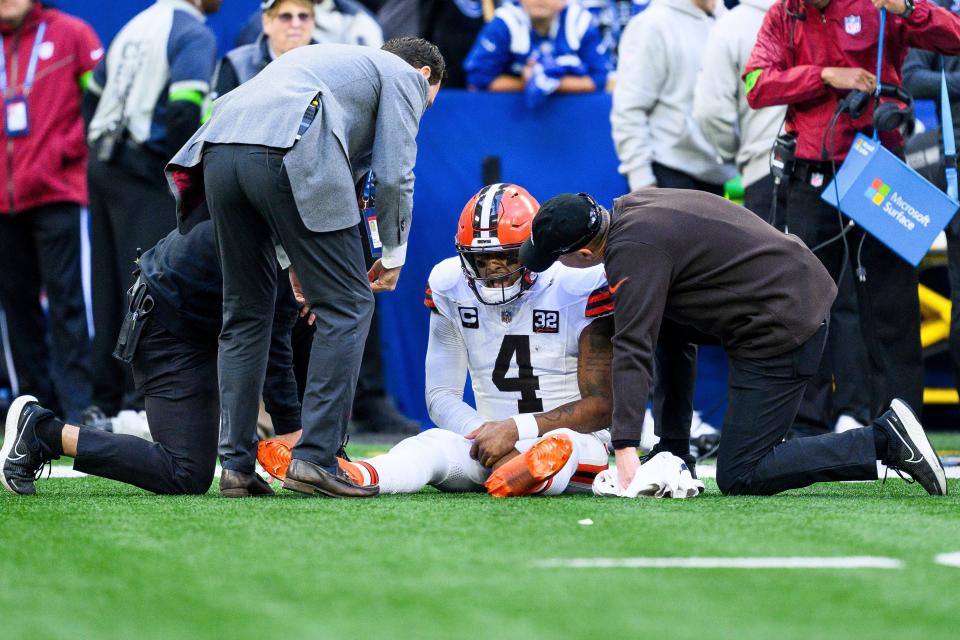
[519,189,947,496]
[1,218,301,497]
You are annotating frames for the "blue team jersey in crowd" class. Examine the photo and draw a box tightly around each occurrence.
[88,0,217,156]
[463,2,611,91]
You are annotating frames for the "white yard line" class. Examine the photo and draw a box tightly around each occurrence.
[934,552,960,568]
[533,557,904,570]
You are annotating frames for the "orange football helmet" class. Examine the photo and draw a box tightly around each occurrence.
[455,183,539,305]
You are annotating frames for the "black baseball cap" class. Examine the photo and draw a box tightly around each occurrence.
[519,192,604,272]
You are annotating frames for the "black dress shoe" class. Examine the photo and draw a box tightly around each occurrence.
[283,458,379,498]
[219,469,275,498]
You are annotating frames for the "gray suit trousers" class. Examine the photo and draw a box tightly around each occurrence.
[203,144,374,472]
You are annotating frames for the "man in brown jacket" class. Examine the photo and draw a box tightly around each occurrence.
[519,189,947,496]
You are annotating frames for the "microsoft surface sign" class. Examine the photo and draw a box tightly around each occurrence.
[822,134,959,266]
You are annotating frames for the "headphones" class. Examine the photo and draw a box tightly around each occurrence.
[836,83,915,133]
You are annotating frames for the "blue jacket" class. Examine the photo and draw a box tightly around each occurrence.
[463,2,611,90]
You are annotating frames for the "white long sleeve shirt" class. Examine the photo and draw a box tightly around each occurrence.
[611,0,734,188]
[692,0,785,188]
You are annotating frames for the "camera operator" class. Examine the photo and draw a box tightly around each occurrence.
[744,0,960,418]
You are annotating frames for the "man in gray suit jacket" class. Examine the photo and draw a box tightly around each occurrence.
[166,37,444,498]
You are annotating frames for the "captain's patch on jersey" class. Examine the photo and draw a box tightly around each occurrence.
[533,309,559,334]
[459,306,480,329]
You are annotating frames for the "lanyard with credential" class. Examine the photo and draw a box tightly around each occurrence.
[0,22,47,96]
[0,22,47,138]
[361,171,383,259]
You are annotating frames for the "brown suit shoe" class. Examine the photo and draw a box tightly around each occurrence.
[283,458,379,498]
[219,469,275,498]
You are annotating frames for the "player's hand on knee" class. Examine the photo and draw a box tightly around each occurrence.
[368,259,402,293]
[467,419,522,468]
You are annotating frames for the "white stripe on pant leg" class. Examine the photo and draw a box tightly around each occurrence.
[0,307,19,396]
[79,207,94,340]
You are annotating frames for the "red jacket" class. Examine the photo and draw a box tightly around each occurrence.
[0,3,102,214]
[745,0,960,161]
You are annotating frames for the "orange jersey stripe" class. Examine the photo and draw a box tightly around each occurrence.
[585,302,614,317]
[588,291,611,305]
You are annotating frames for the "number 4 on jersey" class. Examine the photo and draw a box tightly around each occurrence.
[492,335,544,413]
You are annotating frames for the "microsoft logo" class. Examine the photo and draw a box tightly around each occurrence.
[864,178,890,206]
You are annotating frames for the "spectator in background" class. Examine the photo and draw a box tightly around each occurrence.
[612,0,732,192]
[236,0,383,48]
[422,1,487,89]
[314,0,383,46]
[214,0,316,98]
[84,0,219,421]
[375,0,418,41]
[0,0,101,424]
[903,0,960,419]
[693,0,783,219]
[464,0,611,107]
[693,0,870,437]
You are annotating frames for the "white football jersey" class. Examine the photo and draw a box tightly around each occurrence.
[425,257,613,421]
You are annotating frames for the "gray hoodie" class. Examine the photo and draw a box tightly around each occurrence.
[611,0,734,188]
[693,0,785,189]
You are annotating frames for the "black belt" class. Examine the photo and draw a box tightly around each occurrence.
[791,159,837,182]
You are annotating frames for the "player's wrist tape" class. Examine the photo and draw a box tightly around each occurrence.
[512,414,540,441]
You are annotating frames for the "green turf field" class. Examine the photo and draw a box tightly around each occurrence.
[2,436,959,640]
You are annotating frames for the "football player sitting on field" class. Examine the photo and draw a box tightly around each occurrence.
[258,183,614,496]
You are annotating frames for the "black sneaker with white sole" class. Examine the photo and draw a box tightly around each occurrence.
[1,395,56,495]
[877,398,947,496]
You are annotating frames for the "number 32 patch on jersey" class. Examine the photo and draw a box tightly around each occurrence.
[533,310,559,334]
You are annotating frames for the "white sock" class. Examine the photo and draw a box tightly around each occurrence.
[365,429,486,494]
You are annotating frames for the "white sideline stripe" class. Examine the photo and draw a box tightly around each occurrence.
[934,552,960,568]
[693,464,960,480]
[533,557,903,570]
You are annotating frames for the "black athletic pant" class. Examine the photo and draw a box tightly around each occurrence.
[652,162,727,195]
[204,144,373,473]
[655,322,880,495]
[88,151,177,415]
[74,318,219,495]
[947,217,960,403]
[787,162,923,417]
[0,203,92,422]
[72,279,300,494]
[743,173,786,231]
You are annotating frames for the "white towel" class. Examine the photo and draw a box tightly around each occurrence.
[592,452,704,499]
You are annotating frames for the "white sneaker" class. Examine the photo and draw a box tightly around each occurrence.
[639,408,658,451]
[111,410,152,441]
[690,411,718,438]
[834,414,868,434]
